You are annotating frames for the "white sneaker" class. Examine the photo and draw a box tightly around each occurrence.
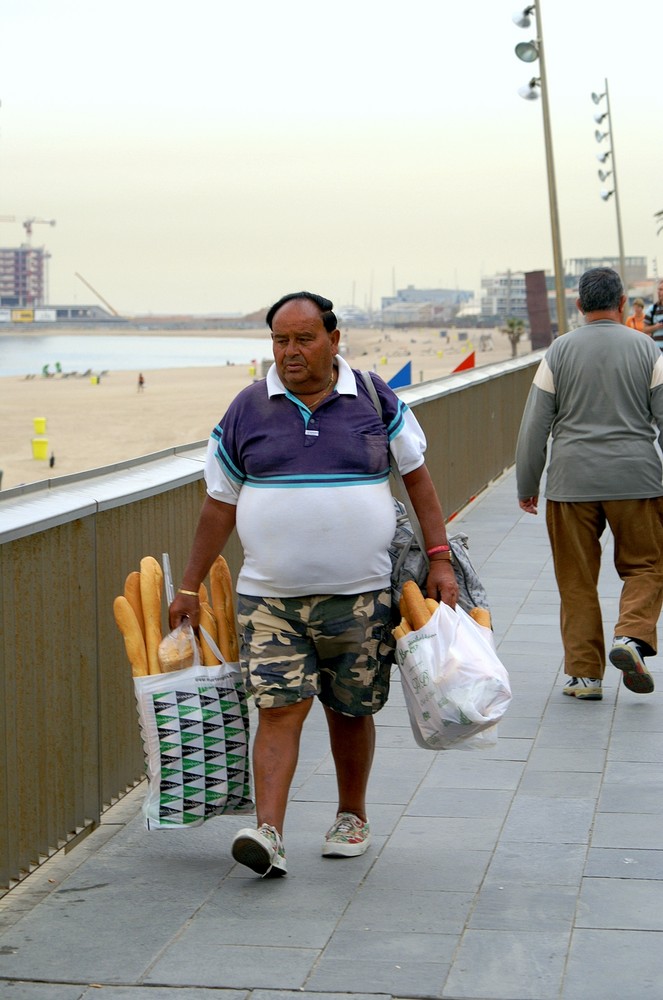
[563,677,603,700]
[322,812,371,857]
[231,824,287,877]
[609,637,654,694]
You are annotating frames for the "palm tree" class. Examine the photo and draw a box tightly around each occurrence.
[502,317,526,358]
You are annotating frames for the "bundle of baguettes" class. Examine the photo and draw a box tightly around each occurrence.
[392,580,491,639]
[112,554,239,676]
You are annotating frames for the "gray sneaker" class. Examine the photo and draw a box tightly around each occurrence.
[563,677,603,700]
[609,637,654,694]
[231,824,287,877]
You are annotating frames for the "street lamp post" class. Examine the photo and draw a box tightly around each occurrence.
[514,2,567,335]
[592,79,626,292]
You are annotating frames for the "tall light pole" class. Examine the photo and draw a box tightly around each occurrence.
[592,79,626,291]
[513,3,567,335]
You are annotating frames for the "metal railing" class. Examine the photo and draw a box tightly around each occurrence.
[0,353,540,890]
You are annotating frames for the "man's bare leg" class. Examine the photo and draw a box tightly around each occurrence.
[324,706,375,822]
[252,698,313,833]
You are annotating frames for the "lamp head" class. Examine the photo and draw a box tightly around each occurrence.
[515,40,539,62]
[593,111,608,124]
[596,151,611,163]
[591,91,605,105]
[598,169,612,182]
[512,6,535,28]
[518,79,540,100]
[600,189,614,202]
[595,129,609,143]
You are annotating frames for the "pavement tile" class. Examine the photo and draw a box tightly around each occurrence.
[500,796,596,845]
[485,841,587,887]
[584,847,663,879]
[146,943,319,990]
[305,950,454,998]
[518,769,602,798]
[365,850,492,893]
[387,814,505,852]
[468,881,579,930]
[591,812,663,850]
[339,885,476,934]
[577,877,663,929]
[407,786,513,820]
[425,755,525,790]
[563,929,663,999]
[442,929,569,999]
[525,746,607,772]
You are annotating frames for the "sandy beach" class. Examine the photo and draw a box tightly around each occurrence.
[0,324,527,492]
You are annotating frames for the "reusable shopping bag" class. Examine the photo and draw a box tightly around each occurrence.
[133,626,254,830]
[396,601,512,750]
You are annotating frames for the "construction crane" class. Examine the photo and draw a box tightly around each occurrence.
[23,217,56,243]
[74,271,121,317]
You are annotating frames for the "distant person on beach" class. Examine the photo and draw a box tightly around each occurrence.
[169,290,457,878]
[516,267,663,702]
[49,453,55,469]
[625,298,646,333]
[137,373,145,392]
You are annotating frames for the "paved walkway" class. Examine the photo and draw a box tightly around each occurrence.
[2,467,663,1000]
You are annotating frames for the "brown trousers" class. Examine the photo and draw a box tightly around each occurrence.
[546,498,663,678]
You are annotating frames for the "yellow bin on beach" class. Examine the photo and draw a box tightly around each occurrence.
[32,438,49,460]
[33,417,47,434]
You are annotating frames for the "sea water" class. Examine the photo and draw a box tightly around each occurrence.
[0,334,273,378]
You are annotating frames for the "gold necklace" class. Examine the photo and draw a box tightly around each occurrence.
[303,370,336,409]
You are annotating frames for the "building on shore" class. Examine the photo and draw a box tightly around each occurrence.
[0,245,51,309]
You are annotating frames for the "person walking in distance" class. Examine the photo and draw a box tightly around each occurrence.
[625,298,646,333]
[644,280,663,345]
[169,291,457,876]
[516,267,663,700]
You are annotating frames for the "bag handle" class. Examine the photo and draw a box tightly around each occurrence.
[361,371,429,563]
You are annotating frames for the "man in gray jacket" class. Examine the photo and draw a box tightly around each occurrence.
[516,267,663,700]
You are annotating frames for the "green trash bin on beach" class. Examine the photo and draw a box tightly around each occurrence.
[32,438,49,460]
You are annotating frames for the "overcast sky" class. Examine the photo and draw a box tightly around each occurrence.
[0,0,661,316]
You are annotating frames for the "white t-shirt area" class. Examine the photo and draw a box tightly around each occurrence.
[204,356,427,597]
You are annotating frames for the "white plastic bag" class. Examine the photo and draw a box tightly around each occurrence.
[134,626,254,829]
[395,602,512,750]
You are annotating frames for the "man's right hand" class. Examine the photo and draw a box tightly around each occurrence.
[519,496,538,515]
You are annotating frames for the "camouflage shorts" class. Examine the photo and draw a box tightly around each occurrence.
[236,589,395,716]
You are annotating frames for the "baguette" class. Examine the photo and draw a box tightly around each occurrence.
[393,617,413,640]
[209,556,239,662]
[425,597,439,615]
[469,607,492,629]
[199,602,221,665]
[113,596,149,676]
[140,555,164,675]
[198,582,209,605]
[123,570,145,639]
[401,580,431,631]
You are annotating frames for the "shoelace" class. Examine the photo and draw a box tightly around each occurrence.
[330,813,360,837]
[258,823,284,877]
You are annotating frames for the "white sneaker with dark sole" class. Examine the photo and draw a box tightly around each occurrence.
[609,637,654,694]
[563,677,603,700]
